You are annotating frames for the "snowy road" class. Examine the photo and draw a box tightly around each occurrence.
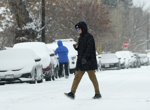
[0,66,150,110]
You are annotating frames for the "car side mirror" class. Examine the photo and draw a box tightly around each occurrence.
[35,58,41,62]
[50,53,55,56]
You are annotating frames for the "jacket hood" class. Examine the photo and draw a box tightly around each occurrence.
[57,40,63,46]
[75,21,88,35]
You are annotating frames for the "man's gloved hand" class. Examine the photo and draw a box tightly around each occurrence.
[73,44,76,49]
[81,58,87,64]
[74,44,78,46]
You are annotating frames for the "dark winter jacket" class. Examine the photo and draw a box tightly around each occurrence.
[55,40,69,63]
[74,22,98,71]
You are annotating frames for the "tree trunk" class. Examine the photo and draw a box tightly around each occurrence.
[8,0,38,43]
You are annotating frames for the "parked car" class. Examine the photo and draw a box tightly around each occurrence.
[47,40,77,74]
[116,51,136,68]
[115,52,126,69]
[116,51,131,69]
[0,49,43,85]
[13,42,55,81]
[100,53,121,70]
[133,53,141,68]
[138,54,149,66]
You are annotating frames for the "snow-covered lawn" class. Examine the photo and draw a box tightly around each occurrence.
[0,66,150,110]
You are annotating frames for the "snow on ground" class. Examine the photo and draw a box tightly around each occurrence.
[0,66,150,110]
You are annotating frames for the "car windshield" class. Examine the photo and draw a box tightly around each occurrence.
[102,54,117,59]
[100,54,118,63]
[0,49,33,60]
[117,51,132,59]
[0,49,35,70]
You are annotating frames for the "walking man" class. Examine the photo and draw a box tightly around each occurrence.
[64,21,102,99]
[55,40,69,78]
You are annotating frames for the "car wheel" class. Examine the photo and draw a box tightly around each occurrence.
[122,64,125,69]
[37,67,43,83]
[45,75,51,81]
[45,72,51,81]
[45,77,51,81]
[54,67,59,79]
[52,75,55,81]
[30,69,37,84]
[37,79,43,83]
[70,69,75,74]
[117,63,121,70]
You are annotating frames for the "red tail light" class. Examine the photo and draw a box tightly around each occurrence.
[50,53,55,56]
[43,66,50,72]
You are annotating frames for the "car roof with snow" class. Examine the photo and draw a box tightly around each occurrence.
[0,49,38,70]
[100,53,118,63]
[13,42,49,54]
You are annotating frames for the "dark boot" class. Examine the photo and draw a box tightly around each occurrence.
[64,92,75,99]
[93,94,102,99]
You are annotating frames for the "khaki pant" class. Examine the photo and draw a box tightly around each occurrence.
[71,70,100,94]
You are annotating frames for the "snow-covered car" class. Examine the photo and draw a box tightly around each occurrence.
[115,52,127,69]
[47,40,77,74]
[100,53,121,70]
[138,54,149,66]
[116,51,136,68]
[13,42,54,81]
[0,49,43,85]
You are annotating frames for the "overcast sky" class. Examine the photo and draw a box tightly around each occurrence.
[133,0,150,10]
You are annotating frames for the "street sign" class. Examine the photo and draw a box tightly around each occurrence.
[123,41,129,47]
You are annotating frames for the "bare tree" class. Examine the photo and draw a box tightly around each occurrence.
[45,0,112,52]
[8,0,38,43]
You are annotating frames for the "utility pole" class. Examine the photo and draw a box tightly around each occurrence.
[42,0,45,42]
[116,0,119,50]
[147,13,149,50]
[39,0,41,19]
[97,0,102,54]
